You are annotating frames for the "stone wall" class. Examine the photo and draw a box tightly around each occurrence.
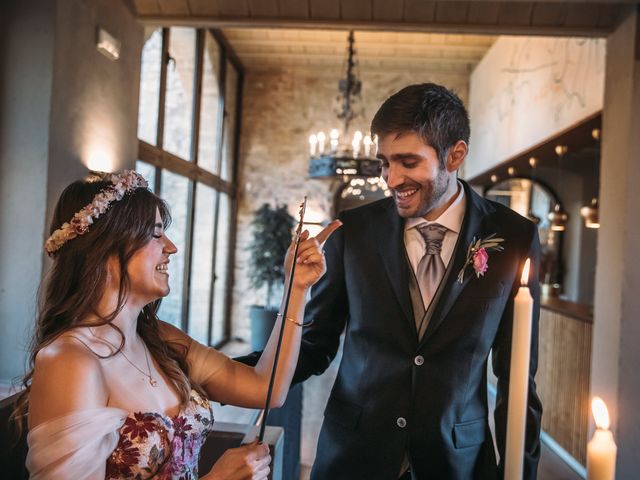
[231,67,469,339]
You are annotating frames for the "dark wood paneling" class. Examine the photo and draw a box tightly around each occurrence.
[498,2,534,26]
[248,0,280,18]
[159,0,191,15]
[217,0,249,17]
[188,0,220,15]
[277,0,309,19]
[537,306,592,466]
[309,0,340,19]
[133,0,160,15]
[403,0,436,23]
[467,113,601,189]
[564,4,599,28]
[467,1,500,25]
[531,3,567,27]
[341,0,372,21]
[596,3,621,29]
[373,0,403,22]
[435,1,470,24]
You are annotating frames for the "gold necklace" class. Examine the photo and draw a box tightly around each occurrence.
[90,329,158,387]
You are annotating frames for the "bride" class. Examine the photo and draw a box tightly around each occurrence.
[13,170,340,479]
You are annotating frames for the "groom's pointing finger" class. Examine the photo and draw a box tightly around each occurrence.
[315,220,343,246]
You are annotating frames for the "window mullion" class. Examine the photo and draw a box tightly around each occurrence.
[181,29,205,333]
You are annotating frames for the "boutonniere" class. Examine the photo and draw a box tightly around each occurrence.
[457,233,505,283]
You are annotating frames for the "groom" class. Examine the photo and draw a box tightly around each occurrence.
[242,83,542,479]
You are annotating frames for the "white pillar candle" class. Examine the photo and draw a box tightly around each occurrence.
[309,134,318,157]
[317,131,326,155]
[505,258,533,480]
[587,397,617,480]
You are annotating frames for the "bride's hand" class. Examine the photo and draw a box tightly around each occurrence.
[202,441,271,480]
[284,220,342,291]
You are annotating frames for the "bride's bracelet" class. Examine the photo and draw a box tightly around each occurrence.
[277,313,303,327]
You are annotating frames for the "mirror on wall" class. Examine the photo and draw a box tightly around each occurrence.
[485,178,564,294]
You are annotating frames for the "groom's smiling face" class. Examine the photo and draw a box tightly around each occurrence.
[378,131,451,219]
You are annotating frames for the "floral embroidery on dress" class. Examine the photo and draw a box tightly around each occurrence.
[106,390,213,480]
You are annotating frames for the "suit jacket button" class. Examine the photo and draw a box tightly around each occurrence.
[414,355,424,366]
[397,417,407,428]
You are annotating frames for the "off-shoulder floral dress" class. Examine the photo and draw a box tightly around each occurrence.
[106,389,213,479]
[26,389,214,480]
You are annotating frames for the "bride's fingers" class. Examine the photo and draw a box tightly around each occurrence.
[297,252,324,265]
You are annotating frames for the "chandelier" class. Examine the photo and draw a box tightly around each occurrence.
[308,31,382,181]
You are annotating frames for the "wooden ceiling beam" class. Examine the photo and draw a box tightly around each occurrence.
[222,38,494,53]
[136,15,615,37]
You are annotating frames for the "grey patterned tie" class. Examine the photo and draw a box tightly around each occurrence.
[416,223,448,316]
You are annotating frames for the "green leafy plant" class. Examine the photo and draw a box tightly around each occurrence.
[248,203,294,308]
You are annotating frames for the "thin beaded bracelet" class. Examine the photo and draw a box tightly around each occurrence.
[277,313,303,326]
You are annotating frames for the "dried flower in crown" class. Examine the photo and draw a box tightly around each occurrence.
[44,170,148,256]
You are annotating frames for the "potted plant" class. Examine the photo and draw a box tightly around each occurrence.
[247,203,294,350]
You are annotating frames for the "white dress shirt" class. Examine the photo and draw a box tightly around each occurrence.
[403,182,466,305]
[399,182,466,477]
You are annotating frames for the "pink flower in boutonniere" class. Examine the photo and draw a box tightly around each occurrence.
[457,234,504,283]
[473,247,489,277]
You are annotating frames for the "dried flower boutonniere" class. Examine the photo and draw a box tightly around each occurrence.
[457,234,505,283]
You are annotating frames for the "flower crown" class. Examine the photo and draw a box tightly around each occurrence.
[44,170,148,256]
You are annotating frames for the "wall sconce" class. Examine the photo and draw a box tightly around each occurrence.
[96,27,121,61]
[548,145,569,231]
[508,167,516,176]
[527,157,540,224]
[580,197,600,229]
[549,204,569,231]
[490,174,498,183]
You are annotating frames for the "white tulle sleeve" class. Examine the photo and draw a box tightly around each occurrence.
[26,407,127,480]
[187,337,232,388]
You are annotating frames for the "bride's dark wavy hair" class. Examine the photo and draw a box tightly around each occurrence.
[12,175,201,429]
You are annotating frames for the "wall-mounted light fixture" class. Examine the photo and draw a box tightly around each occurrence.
[96,27,121,61]
[580,197,600,229]
[548,145,569,232]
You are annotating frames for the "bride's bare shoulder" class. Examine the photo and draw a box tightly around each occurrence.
[29,334,109,429]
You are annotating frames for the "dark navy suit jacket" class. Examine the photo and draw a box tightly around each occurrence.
[239,180,543,479]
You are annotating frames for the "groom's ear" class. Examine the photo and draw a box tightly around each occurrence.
[446,140,467,172]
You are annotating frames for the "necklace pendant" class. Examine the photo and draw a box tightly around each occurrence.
[149,377,158,387]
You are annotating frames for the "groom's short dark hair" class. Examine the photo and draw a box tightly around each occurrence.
[370,83,470,166]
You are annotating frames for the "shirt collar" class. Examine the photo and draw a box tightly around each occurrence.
[405,181,466,234]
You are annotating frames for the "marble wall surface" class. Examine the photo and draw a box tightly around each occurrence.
[467,36,605,179]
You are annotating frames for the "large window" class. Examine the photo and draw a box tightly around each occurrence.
[136,28,243,347]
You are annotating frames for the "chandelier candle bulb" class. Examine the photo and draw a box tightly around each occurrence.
[363,135,372,157]
[317,132,326,154]
[505,258,533,480]
[587,397,617,480]
[352,138,360,157]
[309,134,318,157]
[330,129,340,152]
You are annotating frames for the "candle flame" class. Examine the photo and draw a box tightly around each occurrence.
[520,258,531,285]
[592,397,610,430]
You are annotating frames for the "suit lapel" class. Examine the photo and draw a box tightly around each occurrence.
[420,182,494,346]
[375,202,415,328]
